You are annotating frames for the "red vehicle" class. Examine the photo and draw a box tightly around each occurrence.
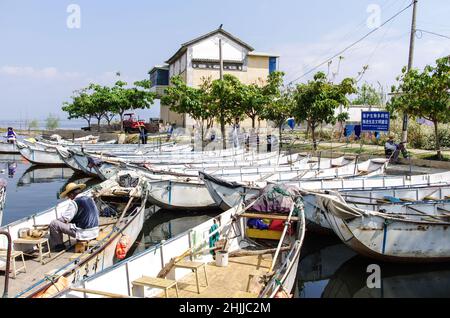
[122,113,159,133]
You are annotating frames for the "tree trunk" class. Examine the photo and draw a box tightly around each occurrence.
[311,124,317,151]
[221,119,226,150]
[279,125,283,154]
[434,120,442,160]
[252,116,256,129]
[97,117,101,132]
[306,121,310,139]
[120,112,125,132]
[84,117,91,129]
[201,121,205,151]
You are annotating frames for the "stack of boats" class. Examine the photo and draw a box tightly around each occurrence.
[1,135,450,299]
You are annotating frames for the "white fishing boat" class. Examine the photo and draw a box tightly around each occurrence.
[146,179,218,211]
[0,179,6,226]
[55,184,306,299]
[309,191,450,263]
[0,172,151,298]
[16,142,66,165]
[200,170,450,211]
[0,141,18,154]
[92,158,383,211]
[93,152,303,180]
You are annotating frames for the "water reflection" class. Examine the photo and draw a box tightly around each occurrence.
[17,165,74,186]
[296,233,450,298]
[0,155,84,224]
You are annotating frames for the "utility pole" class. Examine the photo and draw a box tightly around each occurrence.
[219,38,224,80]
[402,0,418,144]
[219,35,227,149]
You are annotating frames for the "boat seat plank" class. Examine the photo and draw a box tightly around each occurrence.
[240,213,299,221]
[70,287,134,298]
[233,291,258,298]
[132,276,177,289]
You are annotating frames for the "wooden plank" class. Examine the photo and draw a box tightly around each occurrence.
[69,287,134,298]
[174,261,205,270]
[132,276,177,289]
[14,238,48,245]
[240,213,299,221]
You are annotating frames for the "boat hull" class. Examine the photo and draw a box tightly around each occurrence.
[0,142,18,154]
[146,180,218,211]
[17,144,65,165]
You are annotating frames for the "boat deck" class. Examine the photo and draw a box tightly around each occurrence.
[0,220,115,298]
[158,254,273,298]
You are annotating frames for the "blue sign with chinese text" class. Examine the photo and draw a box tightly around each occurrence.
[361,111,390,132]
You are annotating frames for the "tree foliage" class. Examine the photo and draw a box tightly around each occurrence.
[388,56,450,159]
[62,78,156,132]
[293,72,356,149]
[352,83,382,106]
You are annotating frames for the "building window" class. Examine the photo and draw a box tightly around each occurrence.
[269,57,278,74]
[192,61,243,71]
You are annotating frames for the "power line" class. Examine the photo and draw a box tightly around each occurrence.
[283,0,404,84]
[288,2,415,85]
[416,29,450,40]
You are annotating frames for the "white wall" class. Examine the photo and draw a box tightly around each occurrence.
[191,34,249,62]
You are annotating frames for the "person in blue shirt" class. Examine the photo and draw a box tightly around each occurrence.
[49,183,99,252]
[6,127,17,144]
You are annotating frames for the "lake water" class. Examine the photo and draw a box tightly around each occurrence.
[295,233,450,298]
[1,155,449,298]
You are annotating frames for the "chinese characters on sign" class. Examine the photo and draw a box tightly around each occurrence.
[361,111,390,132]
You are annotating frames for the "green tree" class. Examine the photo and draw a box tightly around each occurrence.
[210,74,245,149]
[241,71,285,129]
[62,88,96,129]
[293,72,356,150]
[352,83,382,106]
[162,76,214,144]
[388,56,450,159]
[111,80,156,132]
[45,114,60,130]
[260,88,294,143]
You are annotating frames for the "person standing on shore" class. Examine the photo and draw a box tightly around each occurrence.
[5,127,17,144]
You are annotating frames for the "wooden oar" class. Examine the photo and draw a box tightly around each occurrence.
[268,203,295,273]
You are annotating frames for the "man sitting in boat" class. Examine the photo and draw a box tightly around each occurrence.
[385,135,408,163]
[5,127,17,144]
[49,183,99,252]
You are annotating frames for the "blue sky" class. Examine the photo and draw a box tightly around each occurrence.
[1,0,449,121]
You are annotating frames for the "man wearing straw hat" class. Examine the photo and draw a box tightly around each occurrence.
[49,183,99,252]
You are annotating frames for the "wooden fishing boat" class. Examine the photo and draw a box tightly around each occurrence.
[0,141,18,154]
[91,158,382,211]
[93,152,304,180]
[16,142,66,165]
[54,185,307,298]
[0,172,151,298]
[309,191,450,262]
[146,179,218,211]
[200,170,450,211]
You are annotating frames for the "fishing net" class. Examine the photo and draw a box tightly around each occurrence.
[245,184,302,215]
